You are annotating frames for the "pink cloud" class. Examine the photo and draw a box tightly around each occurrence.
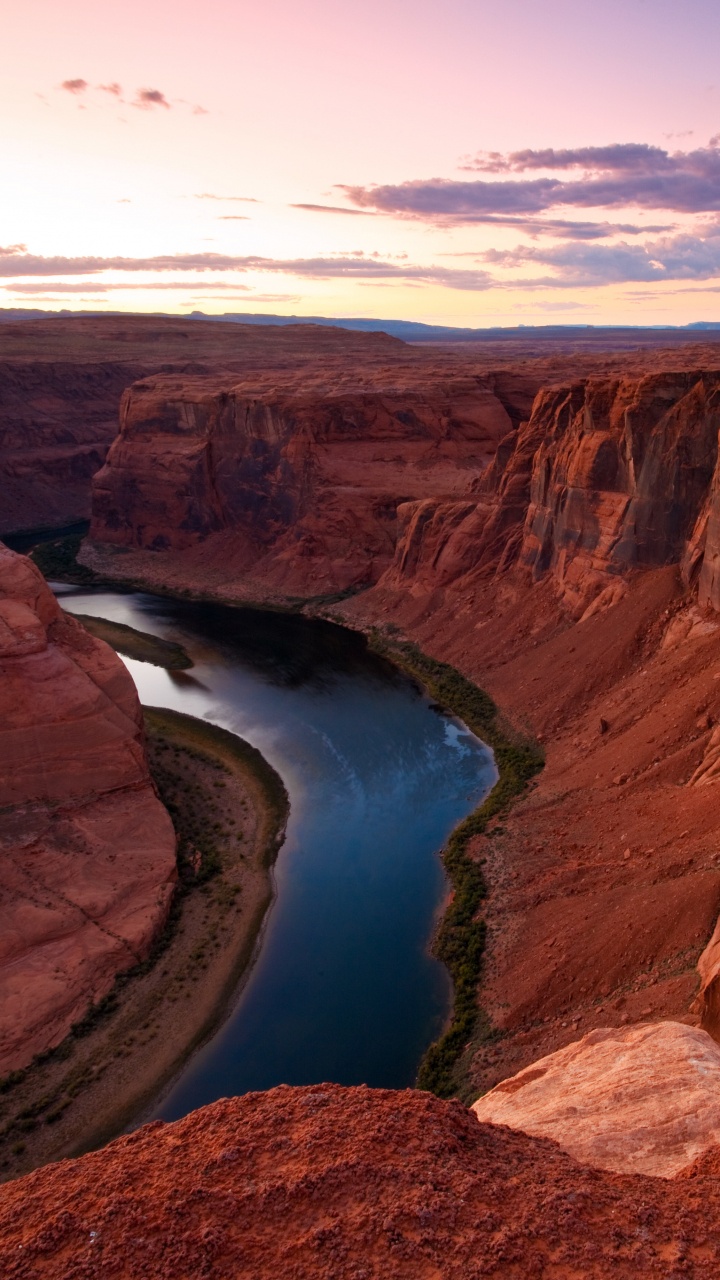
[134,88,171,110]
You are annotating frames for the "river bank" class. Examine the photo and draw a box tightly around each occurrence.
[0,708,288,1183]
[30,533,538,1104]
[61,532,720,1103]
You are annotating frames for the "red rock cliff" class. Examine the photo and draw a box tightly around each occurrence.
[0,544,176,1072]
[89,369,518,595]
[384,370,720,618]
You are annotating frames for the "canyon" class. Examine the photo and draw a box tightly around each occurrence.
[81,343,720,1097]
[8,316,720,1271]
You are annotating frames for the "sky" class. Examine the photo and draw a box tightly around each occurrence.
[5,0,720,325]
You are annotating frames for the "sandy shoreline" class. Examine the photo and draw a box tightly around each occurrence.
[0,707,288,1183]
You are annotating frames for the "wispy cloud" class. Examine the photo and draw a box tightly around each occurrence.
[194,193,260,203]
[52,80,206,115]
[3,281,252,293]
[217,215,251,221]
[0,245,492,290]
[342,139,720,220]
[480,225,720,288]
[291,203,373,216]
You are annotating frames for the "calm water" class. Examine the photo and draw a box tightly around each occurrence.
[53,585,496,1120]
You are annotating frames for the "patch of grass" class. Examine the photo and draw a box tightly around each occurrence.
[30,534,98,584]
[368,632,544,1100]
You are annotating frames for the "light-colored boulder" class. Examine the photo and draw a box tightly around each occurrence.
[473,1021,720,1177]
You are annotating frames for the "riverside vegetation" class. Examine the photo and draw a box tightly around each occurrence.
[368,630,544,1100]
[26,528,538,1105]
[0,708,288,1181]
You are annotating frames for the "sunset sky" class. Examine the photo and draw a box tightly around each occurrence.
[5,0,720,325]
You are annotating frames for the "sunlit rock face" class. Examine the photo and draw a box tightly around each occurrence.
[384,371,720,618]
[473,1021,720,1178]
[88,368,522,595]
[0,544,176,1072]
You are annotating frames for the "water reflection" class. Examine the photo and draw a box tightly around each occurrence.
[53,584,497,1119]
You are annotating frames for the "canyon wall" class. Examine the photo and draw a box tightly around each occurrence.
[0,314,411,537]
[0,361,144,536]
[88,369,520,595]
[385,371,720,619]
[86,365,720,615]
[0,544,176,1071]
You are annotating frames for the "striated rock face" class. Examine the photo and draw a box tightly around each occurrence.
[473,1022,720,1177]
[520,374,720,615]
[89,370,516,595]
[0,544,176,1071]
[385,371,720,617]
[0,314,408,538]
[0,361,144,536]
[5,1084,720,1278]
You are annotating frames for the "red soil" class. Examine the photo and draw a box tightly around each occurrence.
[2,1084,720,1279]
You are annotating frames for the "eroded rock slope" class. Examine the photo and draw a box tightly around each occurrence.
[3,1084,720,1278]
[89,368,519,595]
[0,544,176,1071]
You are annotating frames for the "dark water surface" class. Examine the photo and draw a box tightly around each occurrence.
[53,585,497,1121]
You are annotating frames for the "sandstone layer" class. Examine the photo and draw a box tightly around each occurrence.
[6,311,720,541]
[0,315,406,537]
[473,1021,720,1177]
[3,1084,720,1279]
[0,544,176,1071]
[383,370,720,620]
[89,368,523,595]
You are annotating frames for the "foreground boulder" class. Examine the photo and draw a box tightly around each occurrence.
[2,1084,720,1278]
[0,544,176,1071]
[473,1021,720,1177]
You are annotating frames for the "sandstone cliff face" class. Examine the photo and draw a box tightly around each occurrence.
[0,545,176,1071]
[89,371,516,595]
[0,314,409,538]
[383,371,720,618]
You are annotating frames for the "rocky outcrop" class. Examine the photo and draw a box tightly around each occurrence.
[473,1022,720,1177]
[0,314,408,538]
[0,544,176,1071]
[5,1083,720,1278]
[89,370,517,595]
[384,371,720,618]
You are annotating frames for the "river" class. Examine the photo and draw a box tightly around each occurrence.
[52,583,497,1121]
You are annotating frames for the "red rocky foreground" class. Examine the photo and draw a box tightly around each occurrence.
[1,1084,720,1279]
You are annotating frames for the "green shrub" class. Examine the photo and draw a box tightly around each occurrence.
[369,633,544,1098]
